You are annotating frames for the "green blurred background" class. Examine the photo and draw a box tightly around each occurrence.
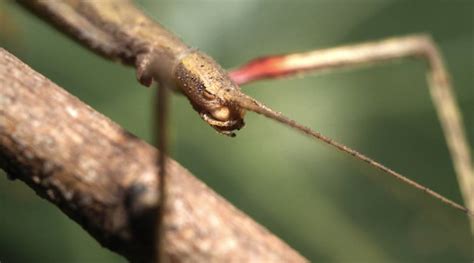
[1,0,473,262]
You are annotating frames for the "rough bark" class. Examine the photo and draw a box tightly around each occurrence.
[0,48,307,262]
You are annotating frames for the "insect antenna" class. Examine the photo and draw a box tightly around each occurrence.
[230,91,472,216]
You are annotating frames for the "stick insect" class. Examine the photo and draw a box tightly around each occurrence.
[11,0,473,261]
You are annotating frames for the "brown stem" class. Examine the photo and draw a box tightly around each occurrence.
[0,48,307,262]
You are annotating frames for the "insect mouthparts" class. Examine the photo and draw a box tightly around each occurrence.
[173,49,247,136]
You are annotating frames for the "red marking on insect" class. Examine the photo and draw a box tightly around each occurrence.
[229,56,291,85]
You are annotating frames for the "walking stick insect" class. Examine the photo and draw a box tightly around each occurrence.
[9,1,472,262]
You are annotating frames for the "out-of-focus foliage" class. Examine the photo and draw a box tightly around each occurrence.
[0,0,472,262]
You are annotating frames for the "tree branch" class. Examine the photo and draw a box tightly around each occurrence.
[0,48,307,262]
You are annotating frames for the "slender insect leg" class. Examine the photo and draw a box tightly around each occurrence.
[155,84,171,263]
[229,35,473,228]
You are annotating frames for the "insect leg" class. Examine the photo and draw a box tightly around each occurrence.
[155,83,171,262]
[229,35,474,227]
